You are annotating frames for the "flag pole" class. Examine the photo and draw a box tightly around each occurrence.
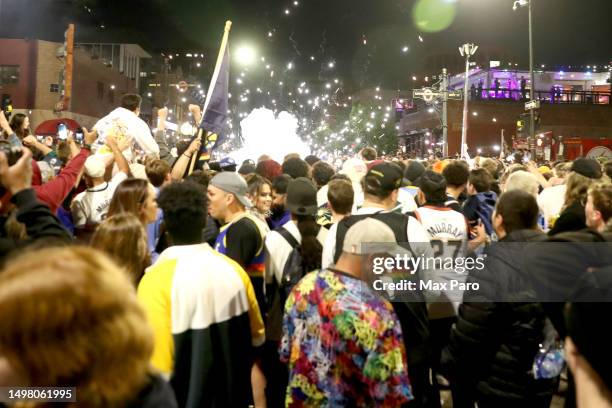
[188,138,200,175]
[189,20,232,175]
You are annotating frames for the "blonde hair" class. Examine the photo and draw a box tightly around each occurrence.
[91,213,150,285]
[480,158,500,179]
[564,172,598,210]
[554,162,572,179]
[0,246,154,407]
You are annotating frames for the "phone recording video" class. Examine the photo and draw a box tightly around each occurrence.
[57,123,68,140]
[75,128,84,143]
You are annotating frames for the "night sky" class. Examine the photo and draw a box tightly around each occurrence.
[1,0,611,88]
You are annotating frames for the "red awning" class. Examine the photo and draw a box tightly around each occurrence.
[34,118,81,136]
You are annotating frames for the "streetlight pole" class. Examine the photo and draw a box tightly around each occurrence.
[441,68,449,158]
[459,43,478,159]
[528,0,535,149]
[514,0,536,154]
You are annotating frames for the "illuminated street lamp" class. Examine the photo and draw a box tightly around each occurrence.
[459,43,478,158]
[235,46,256,66]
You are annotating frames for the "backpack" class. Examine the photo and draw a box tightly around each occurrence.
[276,227,308,300]
[265,226,318,341]
[333,211,415,264]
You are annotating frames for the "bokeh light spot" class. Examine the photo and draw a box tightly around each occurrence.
[412,0,457,33]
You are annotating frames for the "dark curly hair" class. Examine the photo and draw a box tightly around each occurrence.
[272,174,292,195]
[282,157,310,179]
[157,182,207,245]
[304,155,321,166]
[311,161,335,189]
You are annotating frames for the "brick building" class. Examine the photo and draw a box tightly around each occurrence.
[0,38,150,130]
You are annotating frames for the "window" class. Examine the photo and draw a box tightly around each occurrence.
[97,82,104,100]
[50,84,59,93]
[0,66,20,85]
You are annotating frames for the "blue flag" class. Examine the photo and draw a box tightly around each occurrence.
[199,21,232,156]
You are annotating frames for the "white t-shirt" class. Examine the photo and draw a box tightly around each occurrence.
[316,185,329,208]
[265,220,328,285]
[351,182,365,212]
[397,188,418,213]
[71,172,129,227]
[93,107,160,159]
[321,206,432,270]
[538,184,567,226]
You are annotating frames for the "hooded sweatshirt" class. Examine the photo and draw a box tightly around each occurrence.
[462,191,497,235]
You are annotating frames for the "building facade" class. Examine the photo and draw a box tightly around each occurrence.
[0,38,150,130]
[399,68,612,159]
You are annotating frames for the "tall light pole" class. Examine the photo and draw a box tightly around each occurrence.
[441,68,449,157]
[459,43,478,158]
[514,0,536,151]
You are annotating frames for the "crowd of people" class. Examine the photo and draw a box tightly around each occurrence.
[0,93,611,408]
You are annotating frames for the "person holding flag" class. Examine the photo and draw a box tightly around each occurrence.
[185,21,232,174]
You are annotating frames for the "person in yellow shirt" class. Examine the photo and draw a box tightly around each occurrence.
[138,181,264,408]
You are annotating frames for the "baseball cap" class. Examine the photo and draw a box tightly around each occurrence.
[571,158,602,179]
[219,157,237,171]
[416,170,447,202]
[286,177,318,216]
[404,160,426,183]
[84,155,106,178]
[210,172,252,208]
[238,162,256,175]
[342,218,396,255]
[364,162,403,192]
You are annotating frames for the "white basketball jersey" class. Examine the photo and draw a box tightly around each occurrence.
[415,206,468,242]
[416,205,470,316]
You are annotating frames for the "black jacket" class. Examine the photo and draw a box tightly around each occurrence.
[0,189,71,266]
[548,200,586,236]
[524,229,612,337]
[441,230,557,405]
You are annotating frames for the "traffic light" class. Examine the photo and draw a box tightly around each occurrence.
[516,113,529,134]
[517,112,540,134]
[516,118,525,133]
[1,94,12,120]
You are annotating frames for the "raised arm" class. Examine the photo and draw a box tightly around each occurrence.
[154,107,174,165]
[171,137,201,181]
[105,134,130,175]
[0,148,70,245]
[32,128,97,211]
[189,104,202,125]
[22,135,53,156]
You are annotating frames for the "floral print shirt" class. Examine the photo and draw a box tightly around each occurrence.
[280,269,413,407]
